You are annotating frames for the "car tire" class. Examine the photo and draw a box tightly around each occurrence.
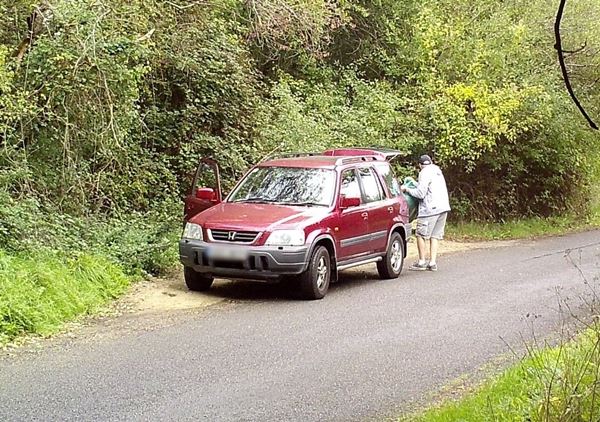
[377,232,404,279]
[184,267,214,291]
[298,245,331,300]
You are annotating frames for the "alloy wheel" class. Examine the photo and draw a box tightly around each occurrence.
[316,256,328,290]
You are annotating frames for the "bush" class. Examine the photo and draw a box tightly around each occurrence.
[0,188,179,343]
[1,0,598,221]
[0,190,179,276]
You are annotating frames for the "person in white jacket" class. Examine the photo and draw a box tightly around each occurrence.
[401,154,451,271]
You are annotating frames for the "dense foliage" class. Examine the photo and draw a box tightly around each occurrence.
[0,0,598,221]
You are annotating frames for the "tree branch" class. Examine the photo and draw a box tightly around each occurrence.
[554,0,598,130]
[562,40,587,55]
[165,1,205,10]
[13,2,52,67]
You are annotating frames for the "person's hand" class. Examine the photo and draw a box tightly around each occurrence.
[400,185,407,193]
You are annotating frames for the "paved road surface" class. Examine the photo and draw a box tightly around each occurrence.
[1,230,599,421]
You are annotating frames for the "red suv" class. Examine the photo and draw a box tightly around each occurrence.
[179,149,411,299]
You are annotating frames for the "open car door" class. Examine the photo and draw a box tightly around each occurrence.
[184,158,222,223]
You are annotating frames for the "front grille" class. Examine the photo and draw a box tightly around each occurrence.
[209,229,260,243]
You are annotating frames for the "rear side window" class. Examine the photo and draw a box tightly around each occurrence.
[358,167,384,203]
[375,163,401,198]
[340,169,362,201]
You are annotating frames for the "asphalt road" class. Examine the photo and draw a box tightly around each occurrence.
[1,230,599,421]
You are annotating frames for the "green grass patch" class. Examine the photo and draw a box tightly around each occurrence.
[447,212,600,241]
[589,163,600,227]
[447,164,600,241]
[0,249,131,345]
[0,191,181,345]
[405,325,600,421]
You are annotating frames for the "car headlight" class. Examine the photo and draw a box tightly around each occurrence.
[182,223,203,241]
[265,230,305,246]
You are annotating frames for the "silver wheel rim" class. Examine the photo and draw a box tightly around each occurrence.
[390,240,402,272]
[316,256,328,290]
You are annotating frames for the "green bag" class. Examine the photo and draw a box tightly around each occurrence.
[402,176,419,222]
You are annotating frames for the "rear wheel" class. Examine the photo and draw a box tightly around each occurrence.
[184,267,214,291]
[377,232,404,279]
[298,246,331,300]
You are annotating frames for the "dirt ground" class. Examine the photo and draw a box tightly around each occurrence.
[118,238,516,314]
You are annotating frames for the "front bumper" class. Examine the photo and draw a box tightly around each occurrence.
[179,239,310,280]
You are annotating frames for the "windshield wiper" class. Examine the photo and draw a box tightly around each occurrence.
[233,197,326,207]
[285,201,328,207]
[233,197,274,204]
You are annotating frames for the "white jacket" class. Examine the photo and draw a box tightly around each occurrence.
[406,164,451,217]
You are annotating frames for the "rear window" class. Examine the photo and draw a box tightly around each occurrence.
[374,163,401,197]
[358,167,384,203]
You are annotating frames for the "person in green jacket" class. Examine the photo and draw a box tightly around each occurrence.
[401,154,451,271]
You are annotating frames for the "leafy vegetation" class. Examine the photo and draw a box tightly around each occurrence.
[1,0,598,218]
[0,188,178,343]
[0,250,129,344]
[446,212,600,241]
[405,321,600,421]
[0,190,179,276]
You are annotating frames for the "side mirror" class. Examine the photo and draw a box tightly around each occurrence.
[196,187,217,201]
[340,195,361,209]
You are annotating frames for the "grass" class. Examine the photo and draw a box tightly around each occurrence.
[0,249,131,345]
[0,192,181,345]
[404,324,600,422]
[447,148,600,243]
[447,210,600,242]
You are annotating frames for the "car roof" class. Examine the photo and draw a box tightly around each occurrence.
[259,155,386,169]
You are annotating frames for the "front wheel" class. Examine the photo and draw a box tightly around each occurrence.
[377,232,404,279]
[184,267,214,291]
[298,246,331,300]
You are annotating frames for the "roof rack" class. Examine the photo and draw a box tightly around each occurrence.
[258,150,397,166]
[260,152,322,162]
[277,152,321,158]
[263,153,384,166]
[337,155,383,165]
[323,147,402,161]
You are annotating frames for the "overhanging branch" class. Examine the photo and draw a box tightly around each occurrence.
[554,0,598,130]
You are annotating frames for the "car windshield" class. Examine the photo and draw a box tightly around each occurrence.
[228,167,335,207]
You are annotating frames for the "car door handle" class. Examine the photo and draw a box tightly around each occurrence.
[361,212,369,220]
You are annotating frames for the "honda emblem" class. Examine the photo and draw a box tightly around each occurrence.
[227,231,237,241]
